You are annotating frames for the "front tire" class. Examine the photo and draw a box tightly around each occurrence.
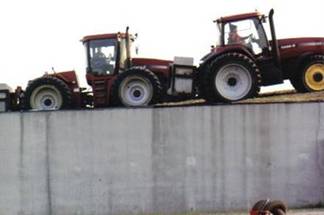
[202,53,261,103]
[25,76,72,110]
[290,55,324,92]
[111,68,162,107]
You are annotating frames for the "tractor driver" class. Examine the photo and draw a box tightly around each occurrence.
[228,24,250,44]
[93,48,106,59]
[228,24,261,52]
[91,48,109,75]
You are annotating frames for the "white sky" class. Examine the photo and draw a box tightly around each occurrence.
[0,0,323,91]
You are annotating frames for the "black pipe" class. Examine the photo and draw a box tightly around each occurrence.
[269,9,281,68]
[125,26,132,69]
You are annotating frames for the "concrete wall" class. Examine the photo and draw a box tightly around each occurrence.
[0,103,323,215]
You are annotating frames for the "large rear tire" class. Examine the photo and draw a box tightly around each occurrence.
[290,55,324,92]
[202,52,261,103]
[111,68,162,107]
[25,76,72,110]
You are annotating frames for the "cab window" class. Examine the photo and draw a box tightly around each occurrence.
[89,39,117,75]
[224,18,267,54]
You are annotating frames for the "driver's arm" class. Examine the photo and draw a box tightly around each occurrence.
[241,34,253,40]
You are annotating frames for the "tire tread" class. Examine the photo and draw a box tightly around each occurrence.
[111,67,162,106]
[24,76,72,110]
[290,54,324,92]
[201,52,261,103]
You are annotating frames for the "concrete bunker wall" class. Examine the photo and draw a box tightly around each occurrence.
[0,103,323,214]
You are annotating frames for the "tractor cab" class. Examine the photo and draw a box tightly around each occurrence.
[214,9,283,85]
[216,12,270,55]
[221,13,269,55]
[82,31,133,76]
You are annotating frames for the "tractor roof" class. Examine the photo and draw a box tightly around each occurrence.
[81,33,128,43]
[215,12,262,23]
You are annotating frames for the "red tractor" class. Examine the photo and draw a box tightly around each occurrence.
[22,28,173,110]
[5,9,322,111]
[198,9,324,103]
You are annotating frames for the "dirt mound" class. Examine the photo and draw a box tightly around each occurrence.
[158,90,324,107]
[240,90,324,104]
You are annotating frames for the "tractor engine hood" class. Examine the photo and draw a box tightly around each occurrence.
[277,37,324,49]
[276,37,324,59]
[49,70,79,86]
[132,57,172,68]
[131,57,172,74]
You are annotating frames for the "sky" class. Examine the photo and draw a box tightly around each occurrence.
[0,0,323,91]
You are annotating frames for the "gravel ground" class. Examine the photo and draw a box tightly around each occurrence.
[286,209,324,215]
[191,209,324,215]
[210,209,324,215]
[239,90,324,104]
[144,209,324,215]
[157,90,324,108]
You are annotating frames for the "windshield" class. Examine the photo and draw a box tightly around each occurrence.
[88,39,117,75]
[223,18,268,54]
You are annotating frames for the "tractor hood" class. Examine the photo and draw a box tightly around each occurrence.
[131,57,172,75]
[50,70,79,86]
[277,37,324,59]
[277,37,324,48]
[132,57,172,67]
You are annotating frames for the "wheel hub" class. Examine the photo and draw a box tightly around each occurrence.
[40,95,56,109]
[227,77,237,86]
[305,63,324,91]
[133,89,142,98]
[313,72,323,82]
[129,86,145,101]
[43,98,53,107]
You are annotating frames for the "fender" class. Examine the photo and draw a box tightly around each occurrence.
[296,51,324,69]
[283,52,323,79]
[50,70,79,87]
[49,70,81,108]
[199,45,255,71]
